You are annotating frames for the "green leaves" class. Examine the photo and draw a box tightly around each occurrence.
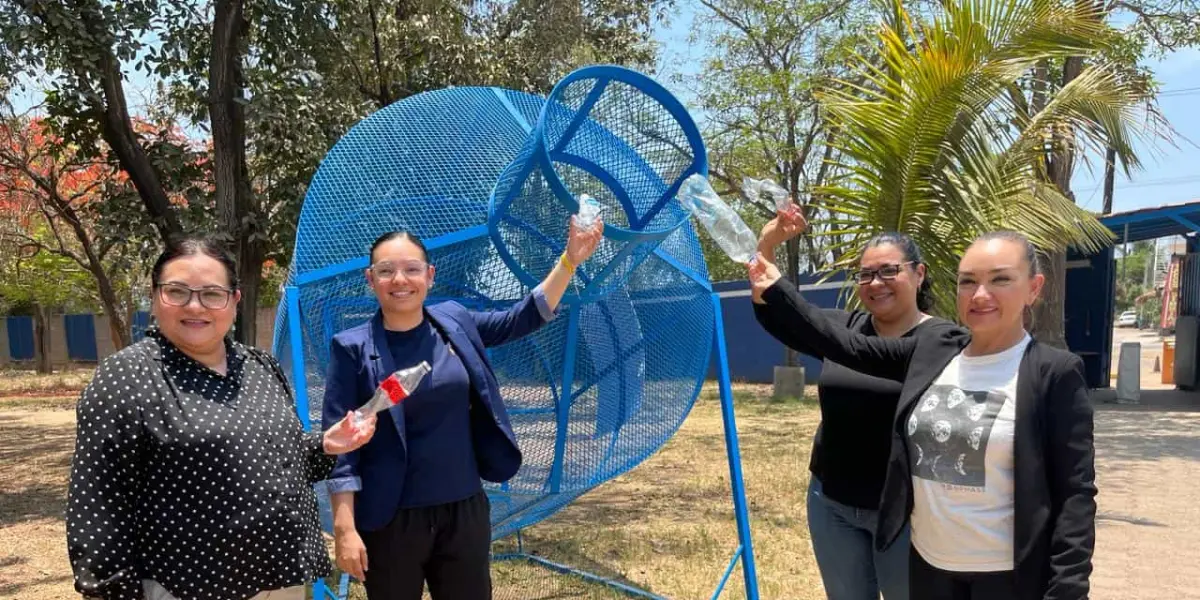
[814,0,1162,315]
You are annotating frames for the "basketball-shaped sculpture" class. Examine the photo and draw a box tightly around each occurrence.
[273,66,717,539]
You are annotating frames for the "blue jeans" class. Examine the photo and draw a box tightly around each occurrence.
[807,476,910,600]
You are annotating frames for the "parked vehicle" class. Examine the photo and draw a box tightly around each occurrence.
[1117,310,1138,327]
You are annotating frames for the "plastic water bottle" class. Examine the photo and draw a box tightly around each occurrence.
[742,177,795,215]
[574,194,602,231]
[678,174,758,264]
[353,361,432,425]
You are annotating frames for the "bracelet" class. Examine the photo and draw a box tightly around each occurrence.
[559,252,576,272]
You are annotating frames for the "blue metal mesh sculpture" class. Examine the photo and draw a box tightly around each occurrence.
[274,66,756,598]
[275,65,712,535]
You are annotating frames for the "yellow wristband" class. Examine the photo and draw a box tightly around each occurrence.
[560,252,576,272]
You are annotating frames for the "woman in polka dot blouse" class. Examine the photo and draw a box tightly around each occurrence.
[322,217,603,599]
[66,236,378,600]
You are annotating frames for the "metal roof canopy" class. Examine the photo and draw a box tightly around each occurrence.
[1098,199,1200,244]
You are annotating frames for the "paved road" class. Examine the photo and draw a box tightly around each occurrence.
[1091,403,1200,599]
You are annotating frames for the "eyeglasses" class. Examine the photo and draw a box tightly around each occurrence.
[156,283,235,310]
[853,262,914,285]
[370,260,428,281]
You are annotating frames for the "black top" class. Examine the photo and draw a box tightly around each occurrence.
[66,329,336,600]
[757,279,1097,600]
[755,305,954,509]
[383,320,482,508]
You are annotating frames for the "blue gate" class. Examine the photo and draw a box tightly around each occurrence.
[6,316,35,361]
[64,314,99,361]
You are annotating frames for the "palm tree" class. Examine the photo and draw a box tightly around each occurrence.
[814,0,1164,322]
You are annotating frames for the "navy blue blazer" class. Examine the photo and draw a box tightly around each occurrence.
[321,290,554,532]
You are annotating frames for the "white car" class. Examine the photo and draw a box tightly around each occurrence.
[1117,311,1138,328]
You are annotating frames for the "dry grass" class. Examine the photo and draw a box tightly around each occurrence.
[0,381,826,600]
[0,367,91,396]
[0,367,91,412]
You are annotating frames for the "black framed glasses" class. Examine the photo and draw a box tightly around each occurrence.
[155,282,235,310]
[853,261,914,285]
[370,260,429,281]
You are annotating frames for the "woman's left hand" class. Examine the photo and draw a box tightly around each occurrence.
[748,252,784,304]
[565,216,604,266]
[323,411,376,455]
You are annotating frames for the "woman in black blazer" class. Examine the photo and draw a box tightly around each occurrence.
[749,219,1096,600]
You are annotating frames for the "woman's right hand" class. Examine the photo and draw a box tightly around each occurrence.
[757,208,808,254]
[335,529,369,582]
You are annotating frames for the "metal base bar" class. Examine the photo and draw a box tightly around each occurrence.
[710,546,744,600]
[493,553,668,600]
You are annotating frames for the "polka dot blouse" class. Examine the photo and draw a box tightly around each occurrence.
[66,328,337,600]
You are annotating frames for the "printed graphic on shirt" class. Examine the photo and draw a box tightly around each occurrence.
[907,384,1006,488]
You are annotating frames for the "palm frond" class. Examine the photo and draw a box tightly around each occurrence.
[808,0,1156,315]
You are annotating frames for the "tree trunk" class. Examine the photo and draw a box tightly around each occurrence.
[96,50,182,245]
[1102,143,1117,215]
[210,0,261,346]
[1031,54,1084,349]
[33,304,52,374]
[54,198,134,350]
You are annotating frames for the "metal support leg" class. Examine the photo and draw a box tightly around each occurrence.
[284,286,336,600]
[708,293,760,599]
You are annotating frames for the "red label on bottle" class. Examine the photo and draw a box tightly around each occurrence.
[380,376,407,404]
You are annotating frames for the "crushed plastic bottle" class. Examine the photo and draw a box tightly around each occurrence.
[743,177,796,215]
[353,361,432,425]
[678,174,758,264]
[574,194,603,231]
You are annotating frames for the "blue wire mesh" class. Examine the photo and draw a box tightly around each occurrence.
[274,67,715,571]
[488,67,706,301]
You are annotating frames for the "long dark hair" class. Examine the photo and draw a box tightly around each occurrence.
[151,235,239,289]
[864,231,934,311]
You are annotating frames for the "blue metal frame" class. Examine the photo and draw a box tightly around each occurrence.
[551,78,610,153]
[295,224,490,286]
[546,307,582,493]
[485,64,709,295]
[708,292,760,598]
[493,87,535,133]
[284,286,339,600]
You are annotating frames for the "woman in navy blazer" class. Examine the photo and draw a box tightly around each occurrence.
[322,218,603,599]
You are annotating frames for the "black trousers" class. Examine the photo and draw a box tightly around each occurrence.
[909,545,1017,600]
[360,492,492,600]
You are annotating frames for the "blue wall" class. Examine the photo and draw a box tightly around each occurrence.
[708,273,850,384]
[64,314,99,361]
[6,316,34,361]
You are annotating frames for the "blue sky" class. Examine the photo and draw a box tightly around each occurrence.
[652,2,1200,216]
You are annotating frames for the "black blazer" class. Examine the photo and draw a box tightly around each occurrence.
[757,278,1096,600]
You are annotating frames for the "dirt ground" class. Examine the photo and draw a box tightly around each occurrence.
[2,376,1199,599]
[1090,403,1200,600]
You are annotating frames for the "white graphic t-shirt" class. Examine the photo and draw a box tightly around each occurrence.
[908,333,1031,572]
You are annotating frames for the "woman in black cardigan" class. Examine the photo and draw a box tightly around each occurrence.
[749,218,1096,600]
